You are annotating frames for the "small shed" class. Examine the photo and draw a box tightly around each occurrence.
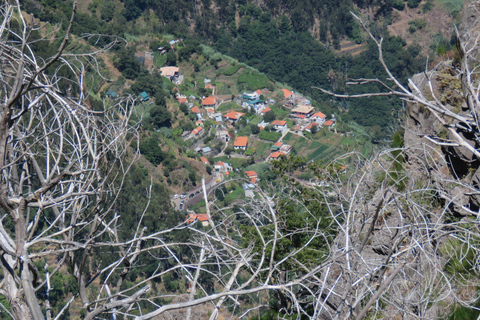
[139,91,150,101]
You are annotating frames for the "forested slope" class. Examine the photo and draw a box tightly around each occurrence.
[21,0,448,138]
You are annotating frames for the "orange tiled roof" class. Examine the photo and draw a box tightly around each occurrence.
[224,110,244,120]
[261,107,271,114]
[324,120,334,126]
[234,136,248,147]
[244,170,257,177]
[305,123,318,130]
[256,89,262,95]
[205,84,214,89]
[193,126,203,135]
[200,156,209,164]
[282,89,293,98]
[202,96,218,106]
[186,213,209,223]
[250,177,257,184]
[178,98,188,104]
[191,106,201,114]
[206,108,214,113]
[313,112,326,119]
[270,151,285,159]
[274,141,283,146]
[271,120,287,126]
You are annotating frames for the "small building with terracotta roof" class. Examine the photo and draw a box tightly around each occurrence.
[311,112,326,124]
[200,156,209,165]
[282,89,294,98]
[260,107,271,115]
[305,122,318,133]
[324,120,335,127]
[192,126,203,136]
[214,161,232,173]
[269,151,286,161]
[186,213,209,226]
[224,111,245,122]
[234,136,248,150]
[271,120,287,130]
[271,141,283,151]
[202,96,218,108]
[245,170,258,184]
[178,98,188,104]
[191,105,201,114]
[205,84,214,89]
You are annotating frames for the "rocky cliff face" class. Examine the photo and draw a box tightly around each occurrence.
[315,2,480,319]
[405,0,480,217]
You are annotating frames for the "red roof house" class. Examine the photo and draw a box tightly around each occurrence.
[269,151,286,160]
[192,126,203,135]
[191,106,201,114]
[202,96,218,107]
[234,136,248,150]
[282,89,294,98]
[260,107,271,114]
[224,111,245,122]
[200,156,209,165]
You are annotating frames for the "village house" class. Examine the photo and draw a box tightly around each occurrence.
[304,122,318,133]
[205,83,214,90]
[324,120,335,128]
[191,106,201,114]
[260,107,271,115]
[244,170,258,184]
[160,66,180,79]
[224,110,245,122]
[200,156,209,165]
[216,129,230,141]
[280,144,292,155]
[202,96,219,108]
[311,112,326,124]
[186,213,209,226]
[139,91,149,102]
[271,120,288,131]
[201,146,212,154]
[282,89,294,99]
[233,136,248,151]
[192,126,203,136]
[268,151,286,161]
[270,141,283,151]
[195,120,203,127]
[291,104,314,119]
[206,108,215,118]
[214,161,232,174]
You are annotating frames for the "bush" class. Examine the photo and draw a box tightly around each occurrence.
[407,0,421,8]
[392,0,405,10]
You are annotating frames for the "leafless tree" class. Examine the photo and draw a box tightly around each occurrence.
[5,0,480,319]
[0,2,345,320]
[301,7,480,319]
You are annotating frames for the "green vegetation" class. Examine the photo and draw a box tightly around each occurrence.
[237,72,272,91]
[259,130,281,142]
[224,64,241,76]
